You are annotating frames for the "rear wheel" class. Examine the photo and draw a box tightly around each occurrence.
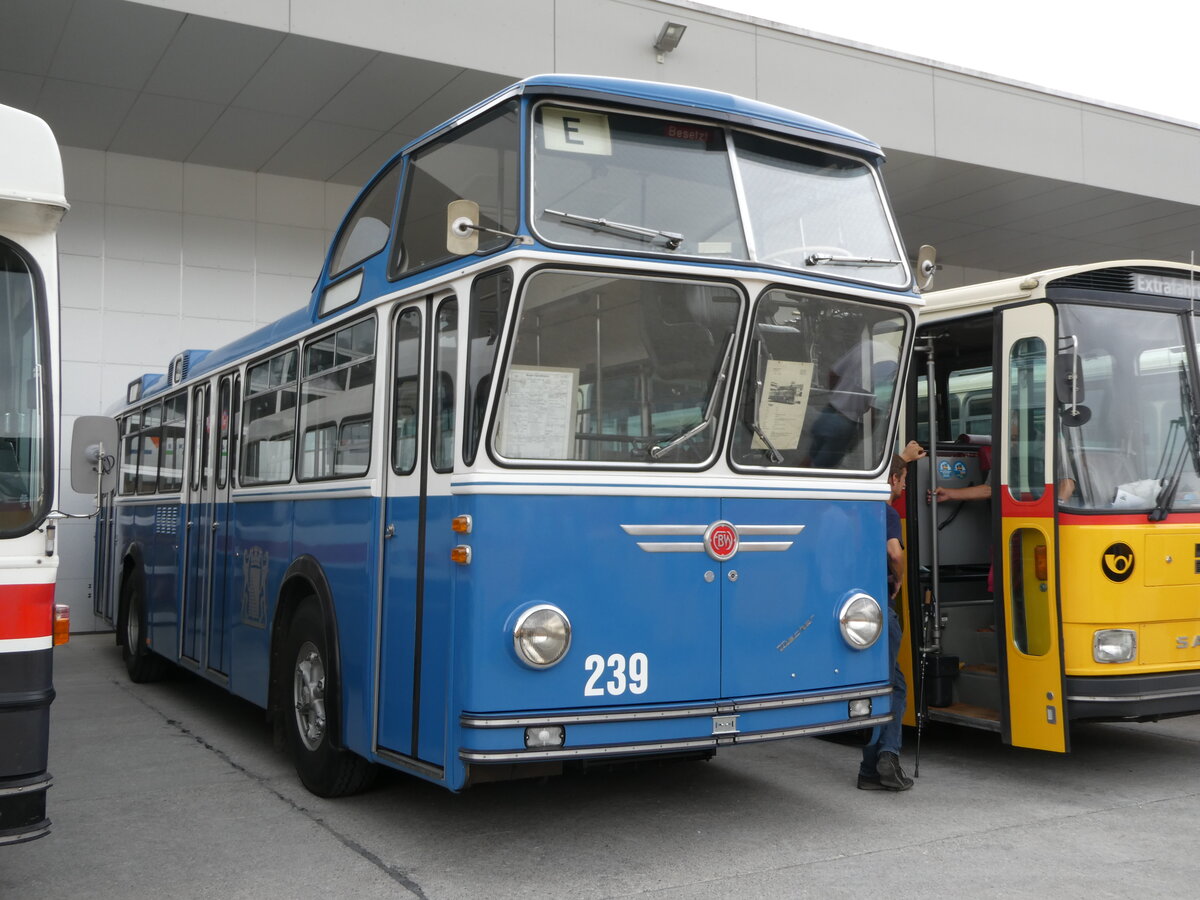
[283,600,375,797]
[120,574,168,683]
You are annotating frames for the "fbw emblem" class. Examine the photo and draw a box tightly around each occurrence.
[241,545,269,627]
[704,521,740,562]
[1101,543,1134,583]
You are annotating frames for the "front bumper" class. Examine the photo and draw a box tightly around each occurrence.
[1066,669,1200,722]
[460,684,892,763]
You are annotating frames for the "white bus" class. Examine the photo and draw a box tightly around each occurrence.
[0,103,70,845]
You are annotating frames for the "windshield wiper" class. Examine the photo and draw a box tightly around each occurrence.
[743,338,784,464]
[806,252,901,267]
[650,334,735,460]
[544,209,683,250]
[1150,366,1200,521]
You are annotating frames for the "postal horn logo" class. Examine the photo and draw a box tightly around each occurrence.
[1101,542,1134,582]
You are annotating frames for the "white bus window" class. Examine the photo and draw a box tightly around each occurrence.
[242,348,298,485]
[298,317,376,482]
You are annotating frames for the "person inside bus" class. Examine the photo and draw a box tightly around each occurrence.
[858,453,914,792]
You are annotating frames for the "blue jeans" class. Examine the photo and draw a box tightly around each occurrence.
[860,607,906,777]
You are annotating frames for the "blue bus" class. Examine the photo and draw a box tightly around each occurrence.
[94,75,921,795]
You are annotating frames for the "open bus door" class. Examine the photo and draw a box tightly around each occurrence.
[997,303,1067,752]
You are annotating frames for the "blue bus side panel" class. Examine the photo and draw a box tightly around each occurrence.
[417,494,456,765]
[377,492,455,767]
[378,493,420,756]
[720,497,887,696]
[140,503,180,658]
[225,499,294,708]
[292,495,380,759]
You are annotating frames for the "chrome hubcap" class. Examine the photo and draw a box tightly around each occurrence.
[292,640,326,751]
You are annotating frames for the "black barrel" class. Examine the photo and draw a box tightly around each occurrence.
[0,647,54,845]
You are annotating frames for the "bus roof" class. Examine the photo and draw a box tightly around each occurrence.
[922,259,1200,317]
[506,74,883,159]
[0,103,68,231]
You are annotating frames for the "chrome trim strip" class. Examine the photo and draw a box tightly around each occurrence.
[623,523,805,554]
[459,715,893,762]
[461,685,888,728]
[234,485,376,502]
[1067,686,1200,703]
[621,524,707,536]
[733,685,892,712]
[462,738,719,762]
[733,714,892,744]
[374,747,446,780]
[735,525,806,535]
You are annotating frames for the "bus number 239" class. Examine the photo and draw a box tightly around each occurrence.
[584,652,648,696]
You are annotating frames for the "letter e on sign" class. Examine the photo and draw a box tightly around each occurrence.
[542,107,612,156]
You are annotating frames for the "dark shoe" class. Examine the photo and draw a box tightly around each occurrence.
[856,772,885,791]
[876,752,913,791]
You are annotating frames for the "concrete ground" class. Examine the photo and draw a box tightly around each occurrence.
[3,633,1199,899]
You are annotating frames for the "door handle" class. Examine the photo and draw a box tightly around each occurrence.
[384,524,396,539]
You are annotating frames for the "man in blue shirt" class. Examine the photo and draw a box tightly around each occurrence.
[858,451,916,791]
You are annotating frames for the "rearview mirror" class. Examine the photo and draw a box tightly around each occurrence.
[916,244,938,291]
[446,199,480,255]
[70,415,118,496]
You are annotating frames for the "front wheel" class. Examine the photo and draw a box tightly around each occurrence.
[120,574,167,683]
[283,601,375,797]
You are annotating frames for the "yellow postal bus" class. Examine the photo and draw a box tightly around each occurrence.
[902,260,1200,751]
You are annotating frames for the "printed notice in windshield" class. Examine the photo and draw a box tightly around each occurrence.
[497,365,579,459]
[542,107,612,155]
[753,360,813,450]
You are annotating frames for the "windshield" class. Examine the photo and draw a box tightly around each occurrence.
[492,271,740,465]
[531,103,907,287]
[1057,303,1200,512]
[731,289,906,471]
[0,242,49,536]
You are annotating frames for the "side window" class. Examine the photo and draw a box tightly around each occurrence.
[433,300,458,472]
[298,318,376,481]
[465,268,513,465]
[1008,337,1046,501]
[216,379,231,490]
[159,393,187,493]
[392,101,519,277]
[189,386,209,492]
[392,307,422,475]
[241,349,298,485]
[120,414,139,495]
[1009,527,1052,656]
[329,163,401,277]
[137,402,163,495]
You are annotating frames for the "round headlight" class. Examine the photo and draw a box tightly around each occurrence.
[513,604,572,668]
[839,592,883,650]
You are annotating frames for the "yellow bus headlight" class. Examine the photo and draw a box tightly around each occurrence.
[1093,629,1136,663]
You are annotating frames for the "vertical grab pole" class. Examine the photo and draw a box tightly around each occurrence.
[916,336,942,654]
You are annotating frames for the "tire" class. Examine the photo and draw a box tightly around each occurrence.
[283,600,376,797]
[120,574,168,683]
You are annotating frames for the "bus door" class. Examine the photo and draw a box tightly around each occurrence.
[998,303,1067,751]
[205,374,238,676]
[377,298,455,772]
[181,381,213,666]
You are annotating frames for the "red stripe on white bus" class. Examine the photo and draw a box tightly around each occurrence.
[0,582,56,644]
